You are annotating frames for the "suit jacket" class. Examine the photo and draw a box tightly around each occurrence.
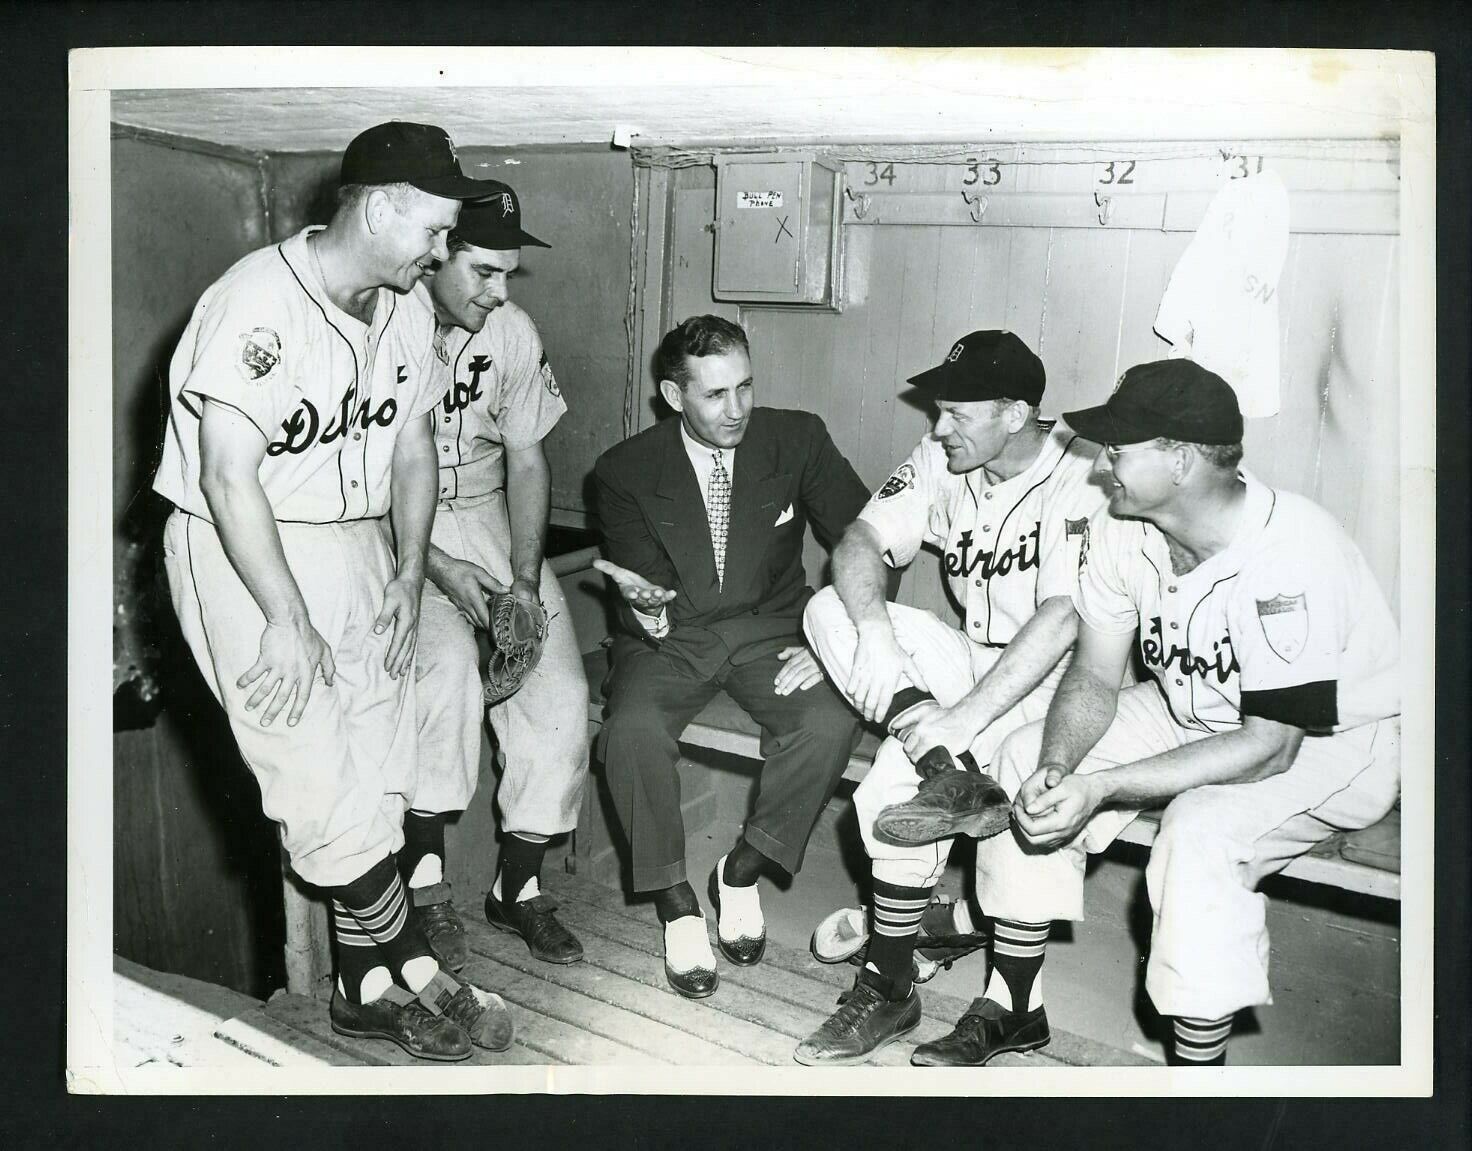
[593,408,869,680]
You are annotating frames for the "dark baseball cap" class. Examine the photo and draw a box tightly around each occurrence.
[1063,359,1244,446]
[448,182,550,250]
[905,330,1045,405]
[340,121,500,200]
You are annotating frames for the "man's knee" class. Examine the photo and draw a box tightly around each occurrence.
[794,686,861,750]
[415,608,479,691]
[1151,790,1246,886]
[992,721,1045,799]
[802,586,852,658]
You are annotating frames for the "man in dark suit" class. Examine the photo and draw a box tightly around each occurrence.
[592,314,869,998]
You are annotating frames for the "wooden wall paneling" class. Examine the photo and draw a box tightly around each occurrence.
[1356,237,1401,609]
[1031,227,1136,416]
[634,164,673,435]
[1111,230,1191,384]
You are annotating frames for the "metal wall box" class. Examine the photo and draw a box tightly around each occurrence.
[712,153,843,308]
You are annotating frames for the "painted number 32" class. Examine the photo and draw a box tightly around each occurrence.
[1098,160,1136,185]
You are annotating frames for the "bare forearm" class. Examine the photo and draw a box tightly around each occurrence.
[1037,660,1120,774]
[389,424,437,583]
[954,597,1078,732]
[832,522,893,633]
[1090,726,1301,807]
[506,451,551,591]
[200,470,309,626]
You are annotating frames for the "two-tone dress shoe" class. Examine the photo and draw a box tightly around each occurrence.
[485,889,585,965]
[329,985,472,1061]
[792,968,923,1066]
[873,767,1013,847]
[662,913,719,998]
[909,998,1050,1066]
[410,881,469,973]
[708,856,766,966]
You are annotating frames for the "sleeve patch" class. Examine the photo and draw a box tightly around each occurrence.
[1255,592,1309,662]
[876,462,916,500]
[539,352,560,397]
[1240,681,1338,729]
[237,328,282,382]
[1069,517,1091,570]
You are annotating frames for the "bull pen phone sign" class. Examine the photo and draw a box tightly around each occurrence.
[737,190,784,209]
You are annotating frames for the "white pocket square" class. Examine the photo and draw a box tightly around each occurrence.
[774,504,795,526]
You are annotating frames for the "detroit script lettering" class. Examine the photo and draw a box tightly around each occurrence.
[267,368,403,456]
[1141,616,1239,684]
[943,523,1040,582]
[441,354,491,416]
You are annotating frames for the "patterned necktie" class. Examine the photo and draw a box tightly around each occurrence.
[708,450,731,589]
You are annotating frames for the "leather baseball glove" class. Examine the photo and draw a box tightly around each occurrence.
[482,592,549,706]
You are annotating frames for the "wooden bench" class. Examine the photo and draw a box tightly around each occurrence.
[578,647,1401,902]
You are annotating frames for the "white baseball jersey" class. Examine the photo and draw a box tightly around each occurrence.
[860,424,1105,647]
[154,227,443,523]
[401,289,567,503]
[1075,473,1400,734]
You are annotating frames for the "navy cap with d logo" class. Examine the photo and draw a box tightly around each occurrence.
[448,182,550,250]
[340,121,501,200]
[905,330,1045,404]
[1063,359,1244,446]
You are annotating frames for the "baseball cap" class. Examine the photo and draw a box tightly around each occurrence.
[905,330,1045,405]
[340,121,500,200]
[448,182,551,250]
[1063,359,1244,446]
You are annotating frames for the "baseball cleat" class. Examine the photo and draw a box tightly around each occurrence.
[793,969,922,1066]
[329,985,472,1062]
[414,969,515,1052]
[411,882,469,973]
[485,889,585,965]
[873,769,1013,846]
[910,999,1050,1066]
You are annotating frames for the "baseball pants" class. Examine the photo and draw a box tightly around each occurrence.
[803,586,1064,888]
[162,511,417,888]
[412,490,589,835]
[978,681,1401,1019]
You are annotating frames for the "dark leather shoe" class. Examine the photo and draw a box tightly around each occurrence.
[873,769,1013,846]
[663,915,719,999]
[329,986,472,1061]
[793,970,922,1066]
[412,882,469,973]
[485,890,585,965]
[416,970,515,1052]
[910,998,1050,1066]
[707,863,766,966]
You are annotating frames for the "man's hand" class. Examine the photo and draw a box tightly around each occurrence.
[846,623,914,724]
[510,575,541,608]
[433,557,507,631]
[893,701,982,765]
[592,558,677,614]
[375,575,424,679]
[237,619,336,728]
[1012,766,1100,849]
[774,646,824,696]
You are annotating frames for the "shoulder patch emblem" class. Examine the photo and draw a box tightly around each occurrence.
[1068,517,1091,571]
[876,462,917,501]
[1256,593,1309,663]
[238,328,281,382]
[539,353,560,397]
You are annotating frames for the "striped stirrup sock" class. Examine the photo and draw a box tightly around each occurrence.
[864,878,933,998]
[1170,1015,1232,1065]
[333,855,436,987]
[985,919,1050,1012]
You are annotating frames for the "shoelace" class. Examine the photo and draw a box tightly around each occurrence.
[828,980,885,1020]
[420,903,464,937]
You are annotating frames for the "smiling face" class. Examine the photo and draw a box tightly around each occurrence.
[662,348,755,450]
[1098,439,1178,517]
[931,399,1015,474]
[427,243,521,332]
[372,187,461,292]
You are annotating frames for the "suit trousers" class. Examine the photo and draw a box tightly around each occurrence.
[598,635,861,891]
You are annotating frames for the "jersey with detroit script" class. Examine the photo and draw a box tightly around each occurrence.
[1074,474,1399,733]
[402,288,567,504]
[859,423,1105,647]
[153,227,442,524]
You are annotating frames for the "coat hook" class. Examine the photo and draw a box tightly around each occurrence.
[1095,191,1114,226]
